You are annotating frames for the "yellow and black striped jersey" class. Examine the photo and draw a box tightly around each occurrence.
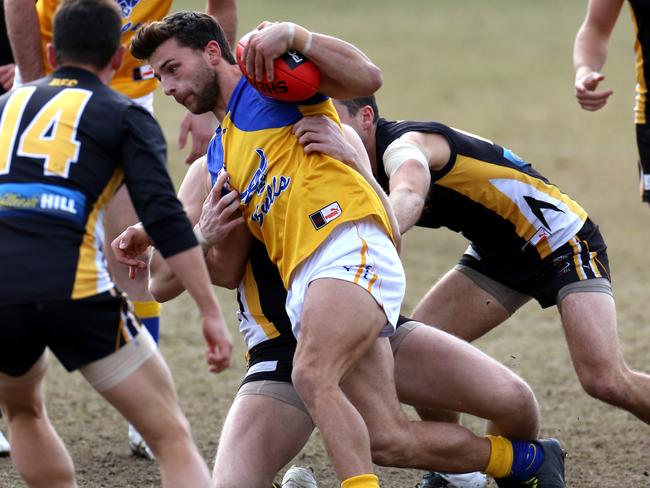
[36,0,171,99]
[375,119,588,267]
[629,0,650,124]
[0,67,195,306]
[237,239,296,384]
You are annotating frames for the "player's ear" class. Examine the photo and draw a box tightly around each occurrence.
[47,42,57,69]
[204,40,222,66]
[361,105,375,130]
[111,45,126,73]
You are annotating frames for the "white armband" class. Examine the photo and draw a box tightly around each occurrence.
[383,136,430,177]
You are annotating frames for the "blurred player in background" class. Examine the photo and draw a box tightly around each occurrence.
[4,0,237,458]
[573,0,650,206]
[0,1,232,486]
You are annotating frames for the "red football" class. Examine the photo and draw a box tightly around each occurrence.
[236,33,321,102]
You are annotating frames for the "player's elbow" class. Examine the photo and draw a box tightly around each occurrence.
[212,275,240,290]
[366,65,383,94]
[149,278,180,303]
[356,65,382,96]
[209,266,244,290]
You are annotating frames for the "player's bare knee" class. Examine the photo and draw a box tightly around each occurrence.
[505,376,539,417]
[291,362,333,408]
[579,370,627,405]
[3,397,46,421]
[369,428,412,467]
[144,411,192,455]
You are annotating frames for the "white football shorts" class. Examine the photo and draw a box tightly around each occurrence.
[286,217,405,338]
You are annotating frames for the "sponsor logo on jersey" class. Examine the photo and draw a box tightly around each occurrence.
[526,225,552,248]
[0,183,86,224]
[502,147,530,168]
[309,201,342,230]
[132,65,155,81]
[49,78,78,87]
[241,149,290,228]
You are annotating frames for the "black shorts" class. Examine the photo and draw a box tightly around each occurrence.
[636,123,650,202]
[459,219,611,308]
[0,290,144,377]
[240,336,296,387]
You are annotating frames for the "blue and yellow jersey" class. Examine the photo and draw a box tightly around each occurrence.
[629,0,650,124]
[0,67,194,306]
[375,119,588,267]
[36,0,171,99]
[218,78,393,287]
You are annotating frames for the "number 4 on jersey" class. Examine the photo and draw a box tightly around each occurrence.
[0,86,92,178]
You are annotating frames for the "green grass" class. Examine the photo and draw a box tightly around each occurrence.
[2,1,649,486]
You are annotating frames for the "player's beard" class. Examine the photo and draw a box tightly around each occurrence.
[188,63,220,114]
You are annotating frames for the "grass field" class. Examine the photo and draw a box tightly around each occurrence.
[2,1,650,486]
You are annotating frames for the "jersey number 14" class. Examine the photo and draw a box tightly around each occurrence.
[0,86,92,178]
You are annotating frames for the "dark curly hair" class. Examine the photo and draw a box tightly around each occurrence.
[131,11,236,65]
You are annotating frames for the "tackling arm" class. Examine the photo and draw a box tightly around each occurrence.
[292,116,401,249]
[386,131,449,234]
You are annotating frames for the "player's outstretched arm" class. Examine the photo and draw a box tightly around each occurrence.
[5,0,45,82]
[240,21,381,99]
[573,0,624,111]
[111,221,234,373]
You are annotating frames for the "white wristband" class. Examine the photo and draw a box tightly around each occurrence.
[303,30,313,54]
[193,224,210,254]
[287,22,295,48]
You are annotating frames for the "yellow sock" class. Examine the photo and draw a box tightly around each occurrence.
[133,300,161,319]
[484,435,514,479]
[133,300,161,343]
[341,473,379,488]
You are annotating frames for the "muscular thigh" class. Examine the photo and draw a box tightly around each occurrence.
[296,278,389,378]
[214,384,314,487]
[392,322,533,421]
[411,268,513,341]
[342,337,409,435]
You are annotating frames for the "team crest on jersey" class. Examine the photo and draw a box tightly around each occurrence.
[241,149,291,228]
[309,202,342,230]
[116,0,140,17]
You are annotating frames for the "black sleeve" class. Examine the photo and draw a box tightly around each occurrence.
[120,104,197,258]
